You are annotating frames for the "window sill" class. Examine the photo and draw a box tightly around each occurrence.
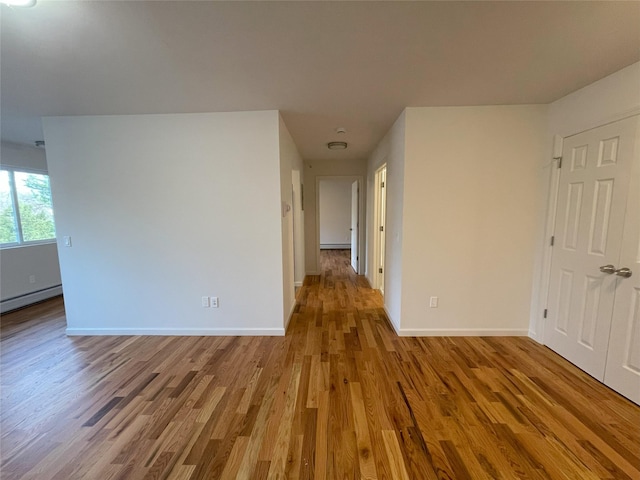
[1,240,57,250]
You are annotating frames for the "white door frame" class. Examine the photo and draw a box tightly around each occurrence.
[292,169,305,287]
[536,111,640,344]
[315,175,365,274]
[532,139,563,343]
[373,164,387,293]
[350,180,359,273]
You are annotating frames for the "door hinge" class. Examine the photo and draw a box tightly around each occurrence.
[357,256,359,260]
[550,235,555,246]
[380,226,384,232]
[554,156,563,169]
[379,268,383,274]
[543,309,548,319]
[381,181,385,188]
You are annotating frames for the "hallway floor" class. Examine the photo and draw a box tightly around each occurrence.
[1,250,639,479]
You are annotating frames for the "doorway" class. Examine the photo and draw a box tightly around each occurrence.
[373,164,387,294]
[316,176,363,274]
[350,180,359,272]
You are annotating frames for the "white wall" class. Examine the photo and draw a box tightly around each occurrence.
[366,112,406,331]
[0,242,62,310]
[278,115,304,327]
[401,106,547,335]
[0,141,63,312]
[43,111,287,335]
[303,159,367,275]
[368,107,547,335]
[530,61,640,342]
[319,179,352,248]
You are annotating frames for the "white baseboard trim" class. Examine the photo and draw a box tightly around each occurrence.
[396,328,529,337]
[382,305,401,335]
[294,281,303,287]
[284,300,297,331]
[65,327,286,337]
[1,285,63,313]
[365,273,374,287]
[320,244,350,250]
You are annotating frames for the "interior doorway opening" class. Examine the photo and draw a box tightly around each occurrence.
[316,176,363,275]
[373,164,387,294]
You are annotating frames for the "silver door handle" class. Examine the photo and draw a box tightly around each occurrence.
[600,265,616,274]
[615,268,632,278]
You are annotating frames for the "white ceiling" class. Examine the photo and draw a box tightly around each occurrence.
[2,1,639,161]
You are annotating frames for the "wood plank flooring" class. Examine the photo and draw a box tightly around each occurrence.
[1,249,639,479]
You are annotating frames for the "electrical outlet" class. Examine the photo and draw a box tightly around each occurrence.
[429,296,438,308]
[29,275,36,284]
[202,296,210,308]
[210,297,219,308]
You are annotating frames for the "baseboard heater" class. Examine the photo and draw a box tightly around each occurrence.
[1,285,63,314]
[320,244,350,250]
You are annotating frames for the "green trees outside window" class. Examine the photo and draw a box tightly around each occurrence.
[0,169,56,246]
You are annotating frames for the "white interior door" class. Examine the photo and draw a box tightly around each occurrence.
[545,116,636,381]
[603,117,640,404]
[350,180,359,272]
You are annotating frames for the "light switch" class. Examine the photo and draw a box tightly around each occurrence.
[63,236,72,247]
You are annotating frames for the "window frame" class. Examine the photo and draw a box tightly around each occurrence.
[0,166,57,248]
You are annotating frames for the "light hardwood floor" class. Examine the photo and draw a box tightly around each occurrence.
[1,249,639,479]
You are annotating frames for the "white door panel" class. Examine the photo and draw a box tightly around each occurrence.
[604,118,640,404]
[546,116,637,382]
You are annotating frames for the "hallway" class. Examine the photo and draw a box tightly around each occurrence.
[1,250,638,479]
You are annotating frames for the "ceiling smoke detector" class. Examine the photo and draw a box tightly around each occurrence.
[327,141,347,150]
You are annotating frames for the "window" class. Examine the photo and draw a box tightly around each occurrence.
[0,168,56,247]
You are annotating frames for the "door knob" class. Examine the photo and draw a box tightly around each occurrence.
[615,268,632,278]
[600,265,616,274]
